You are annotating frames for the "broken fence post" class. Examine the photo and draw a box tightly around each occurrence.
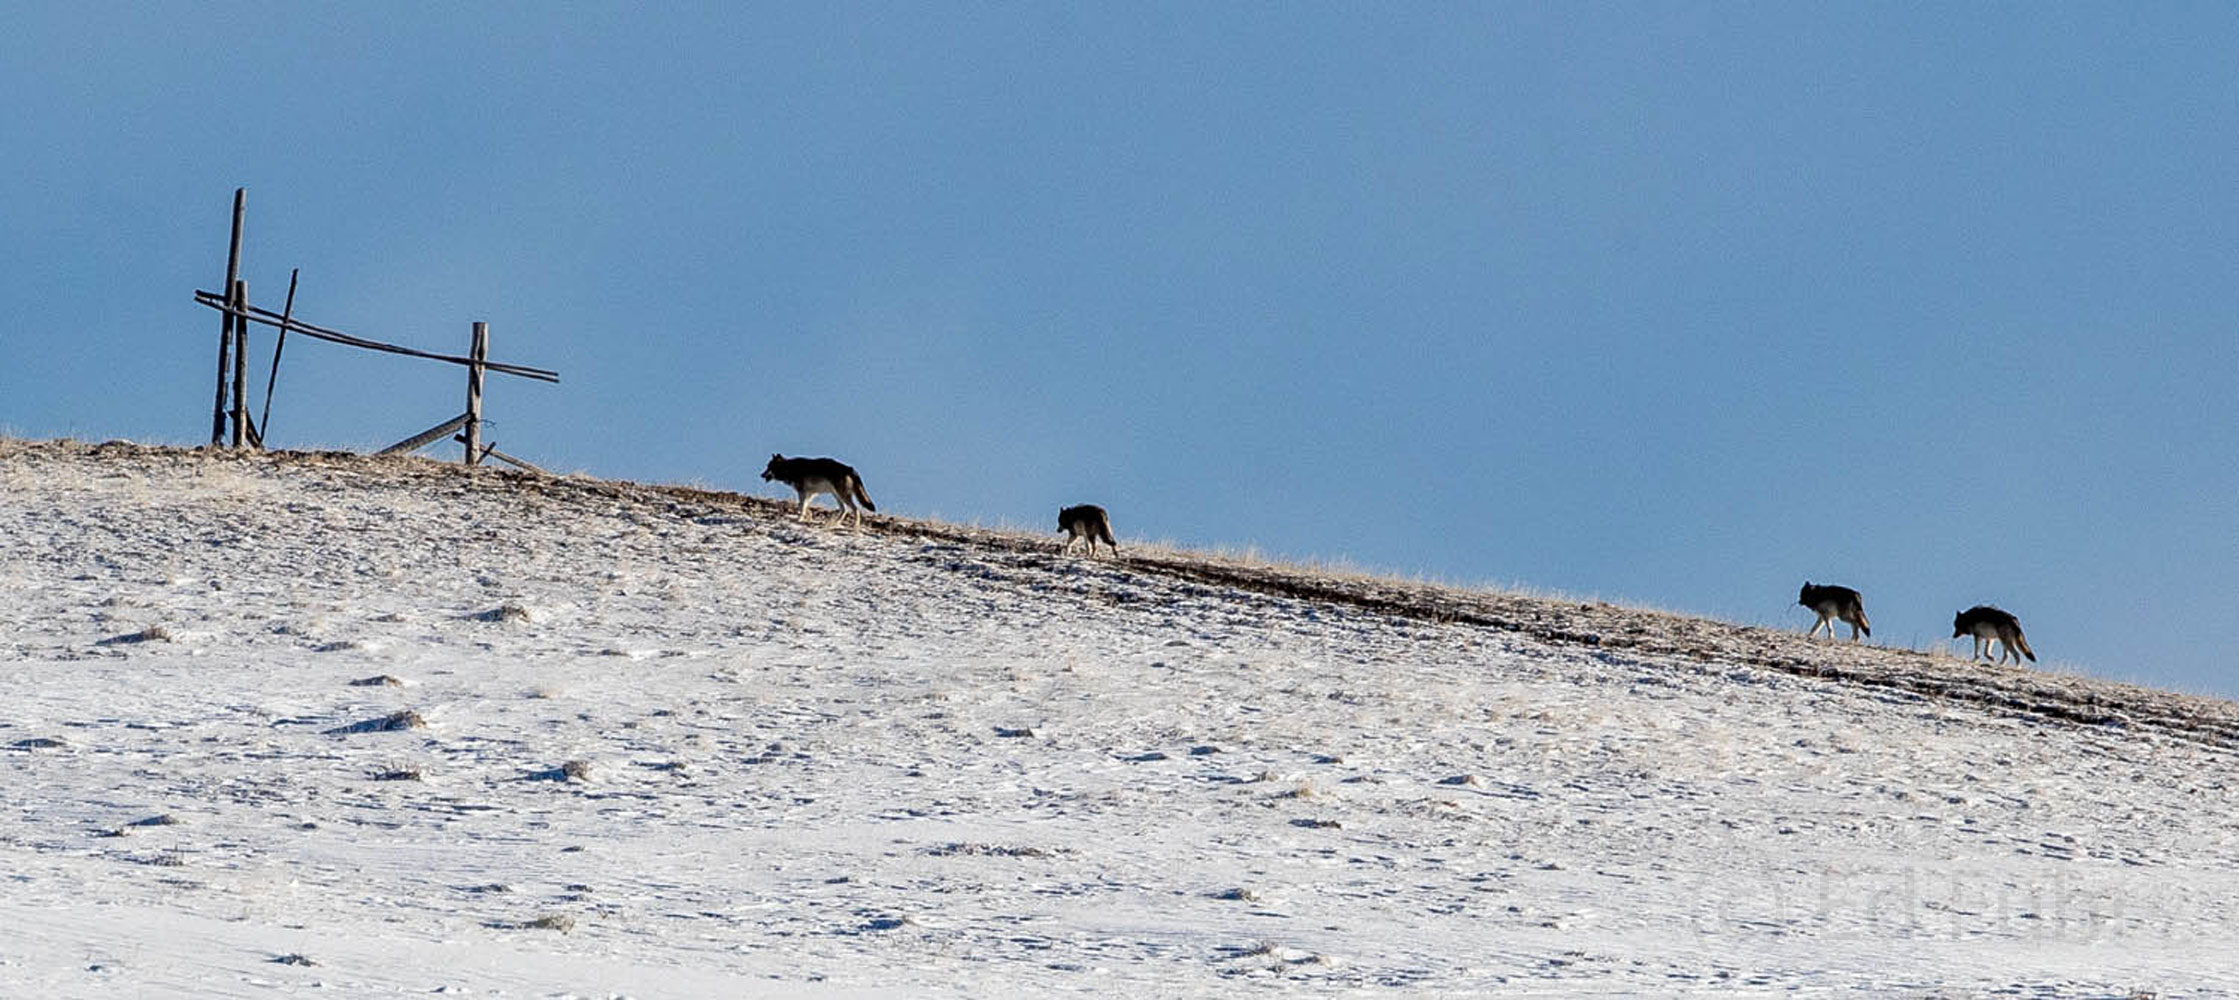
[378,412,471,456]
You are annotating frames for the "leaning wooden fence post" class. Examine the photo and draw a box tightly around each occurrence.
[258,267,299,443]
[463,322,487,465]
[210,188,245,444]
[230,278,250,449]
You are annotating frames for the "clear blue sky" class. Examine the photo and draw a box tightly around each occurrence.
[5,5,2234,695]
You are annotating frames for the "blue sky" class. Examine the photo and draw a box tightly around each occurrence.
[5,5,2235,695]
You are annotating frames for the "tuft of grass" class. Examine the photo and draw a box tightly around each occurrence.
[96,625,172,646]
[924,842,1058,858]
[475,603,531,624]
[325,710,426,735]
[524,760,594,782]
[486,913,575,933]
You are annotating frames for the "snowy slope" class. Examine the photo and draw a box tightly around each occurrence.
[2,438,2235,998]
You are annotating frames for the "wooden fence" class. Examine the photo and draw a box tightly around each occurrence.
[190,188,559,470]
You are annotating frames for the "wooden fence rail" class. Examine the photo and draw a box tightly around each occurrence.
[190,291,559,383]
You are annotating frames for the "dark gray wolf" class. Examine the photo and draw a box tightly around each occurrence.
[1057,504,1117,556]
[1798,582,1871,641]
[1952,605,2035,664]
[760,454,875,528]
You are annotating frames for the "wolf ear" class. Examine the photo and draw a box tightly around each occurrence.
[770,453,783,461]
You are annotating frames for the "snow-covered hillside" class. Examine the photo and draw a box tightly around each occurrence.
[2,438,2235,998]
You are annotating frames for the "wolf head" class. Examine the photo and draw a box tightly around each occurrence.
[1952,606,2000,637]
[1798,581,1813,603]
[761,454,784,482]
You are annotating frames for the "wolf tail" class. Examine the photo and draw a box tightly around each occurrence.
[850,476,876,513]
[1855,608,1871,638]
[1097,515,1117,552]
[2012,630,2035,663]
